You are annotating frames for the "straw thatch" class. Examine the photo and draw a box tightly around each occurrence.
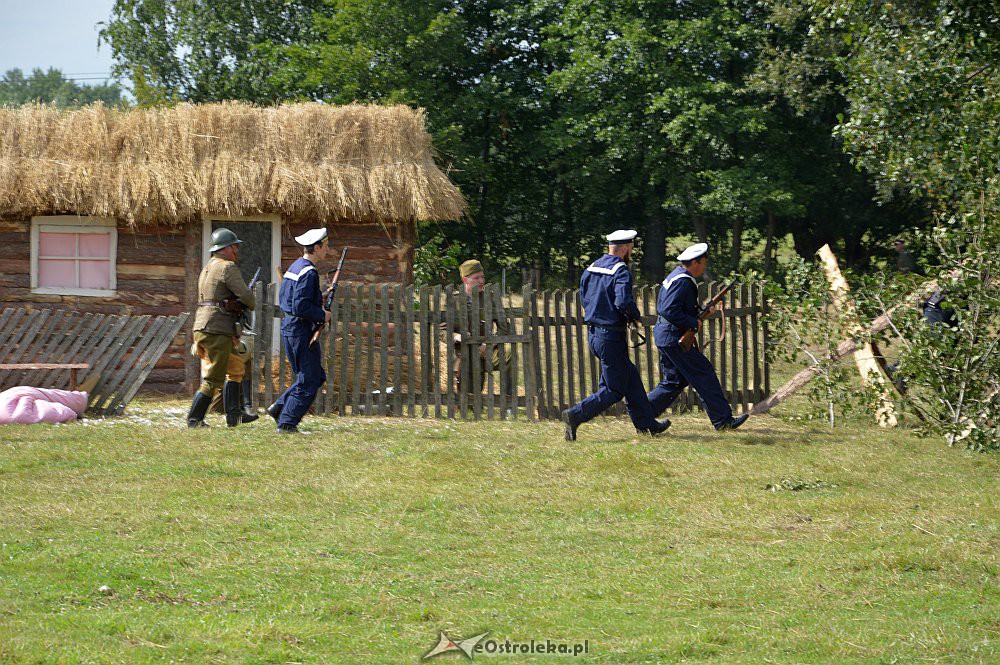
[0,102,466,225]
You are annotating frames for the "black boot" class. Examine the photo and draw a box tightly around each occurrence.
[187,392,212,428]
[266,401,283,424]
[240,378,259,423]
[638,418,672,436]
[561,409,579,441]
[223,381,242,427]
[716,414,749,431]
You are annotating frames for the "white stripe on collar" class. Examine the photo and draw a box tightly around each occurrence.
[586,261,627,275]
[283,265,316,281]
[662,272,697,290]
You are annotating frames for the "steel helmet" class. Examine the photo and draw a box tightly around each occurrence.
[209,227,243,253]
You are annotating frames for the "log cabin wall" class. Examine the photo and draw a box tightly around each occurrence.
[282,220,415,284]
[0,217,189,393]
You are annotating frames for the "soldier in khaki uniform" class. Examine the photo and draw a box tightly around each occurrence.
[441,259,513,395]
[186,228,256,428]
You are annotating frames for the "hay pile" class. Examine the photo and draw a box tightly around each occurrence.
[0,102,465,225]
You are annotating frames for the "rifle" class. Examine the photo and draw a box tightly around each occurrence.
[238,266,262,336]
[309,247,349,347]
[679,280,736,352]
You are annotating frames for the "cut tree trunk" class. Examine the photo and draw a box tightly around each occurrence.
[816,244,897,427]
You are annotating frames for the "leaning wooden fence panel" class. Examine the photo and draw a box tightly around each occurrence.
[249,281,769,421]
[0,307,188,415]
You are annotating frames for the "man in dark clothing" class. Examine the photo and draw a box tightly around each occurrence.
[646,243,749,431]
[561,230,669,441]
[267,228,331,433]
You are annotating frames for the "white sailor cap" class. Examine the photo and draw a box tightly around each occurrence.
[677,242,709,262]
[606,229,638,244]
[294,228,328,246]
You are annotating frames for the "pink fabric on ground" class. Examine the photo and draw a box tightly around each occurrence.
[0,387,88,425]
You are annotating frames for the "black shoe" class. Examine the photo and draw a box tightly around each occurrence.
[241,378,259,423]
[716,414,750,431]
[639,418,672,436]
[186,391,212,428]
[561,409,579,441]
[277,424,299,434]
[266,402,283,424]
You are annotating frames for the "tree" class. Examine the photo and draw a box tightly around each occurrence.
[0,68,122,107]
[806,0,999,448]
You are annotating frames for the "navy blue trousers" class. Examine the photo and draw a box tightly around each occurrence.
[275,333,327,428]
[647,344,732,428]
[568,329,657,430]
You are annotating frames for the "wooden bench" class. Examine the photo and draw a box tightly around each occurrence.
[0,363,90,390]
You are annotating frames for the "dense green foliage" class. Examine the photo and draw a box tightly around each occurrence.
[99,0,930,284]
[809,0,999,449]
[0,68,122,107]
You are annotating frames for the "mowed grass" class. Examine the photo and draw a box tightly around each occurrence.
[0,402,997,664]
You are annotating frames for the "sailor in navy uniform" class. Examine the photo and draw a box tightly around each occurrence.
[646,243,748,431]
[268,228,331,433]
[561,230,670,441]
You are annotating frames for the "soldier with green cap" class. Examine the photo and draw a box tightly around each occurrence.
[186,228,256,428]
[441,259,513,396]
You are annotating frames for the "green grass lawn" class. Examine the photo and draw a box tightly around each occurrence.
[0,401,996,664]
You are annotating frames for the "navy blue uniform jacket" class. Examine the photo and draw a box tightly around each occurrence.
[279,257,326,337]
[579,254,642,327]
[653,265,699,346]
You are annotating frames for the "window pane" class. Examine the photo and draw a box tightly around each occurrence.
[78,233,111,258]
[79,260,112,289]
[39,232,76,257]
[38,259,77,287]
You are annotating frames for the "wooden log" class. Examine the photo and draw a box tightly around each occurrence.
[431,285,442,418]
[554,290,566,411]
[364,284,377,415]
[817,244,897,427]
[485,285,496,420]
[444,287,456,418]
[751,279,939,416]
[419,286,431,417]
[393,284,404,418]
[379,284,390,416]
[405,285,416,417]
[542,290,554,418]
[457,288,469,419]
[338,284,353,415]
[470,287,482,420]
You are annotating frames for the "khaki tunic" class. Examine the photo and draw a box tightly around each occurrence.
[440,290,513,393]
[194,257,256,335]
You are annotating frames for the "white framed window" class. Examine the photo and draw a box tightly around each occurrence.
[30,216,118,296]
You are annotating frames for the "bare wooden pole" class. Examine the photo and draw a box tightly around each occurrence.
[816,244,897,427]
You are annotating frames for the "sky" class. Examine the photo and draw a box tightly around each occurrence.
[0,0,118,83]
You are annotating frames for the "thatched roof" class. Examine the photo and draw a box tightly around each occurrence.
[0,102,466,225]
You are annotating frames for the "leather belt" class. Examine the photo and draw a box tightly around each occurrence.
[198,300,223,307]
[587,324,626,332]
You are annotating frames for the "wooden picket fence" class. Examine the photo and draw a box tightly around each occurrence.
[0,307,189,415]
[246,281,770,421]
